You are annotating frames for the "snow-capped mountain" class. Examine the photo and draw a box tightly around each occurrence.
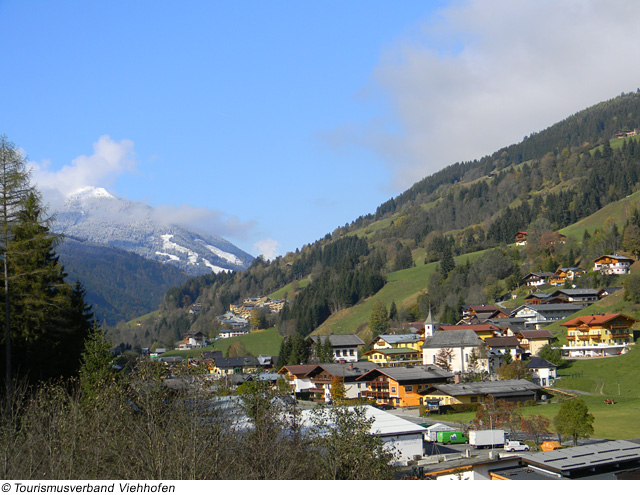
[52,187,254,276]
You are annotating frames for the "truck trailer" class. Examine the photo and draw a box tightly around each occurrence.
[468,429,505,449]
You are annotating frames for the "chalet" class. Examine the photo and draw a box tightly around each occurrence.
[461,305,505,321]
[422,379,543,407]
[483,336,522,361]
[356,365,454,408]
[210,356,259,376]
[218,326,250,339]
[549,267,585,286]
[548,288,599,306]
[308,334,364,363]
[483,317,528,336]
[593,254,634,275]
[515,231,528,246]
[560,313,638,357]
[303,362,381,403]
[521,272,555,287]
[512,303,582,329]
[278,364,320,394]
[526,356,557,387]
[177,331,207,350]
[363,347,423,367]
[516,329,554,356]
[421,330,491,374]
[371,333,423,351]
[217,311,249,328]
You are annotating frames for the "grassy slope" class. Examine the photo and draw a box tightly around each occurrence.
[314,250,487,338]
[162,327,283,358]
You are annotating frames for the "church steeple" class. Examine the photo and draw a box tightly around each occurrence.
[424,306,438,338]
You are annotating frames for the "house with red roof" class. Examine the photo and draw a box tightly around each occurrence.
[560,313,638,357]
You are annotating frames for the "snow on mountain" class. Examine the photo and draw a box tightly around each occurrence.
[52,187,253,276]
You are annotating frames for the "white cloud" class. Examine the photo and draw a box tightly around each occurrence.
[27,135,258,244]
[30,135,136,200]
[346,0,640,189]
[151,204,257,241]
[253,238,280,260]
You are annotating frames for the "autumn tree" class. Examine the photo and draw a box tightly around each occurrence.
[520,414,551,445]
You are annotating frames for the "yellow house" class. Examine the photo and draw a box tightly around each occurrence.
[363,348,422,367]
[438,324,501,342]
[560,313,637,357]
[356,365,453,408]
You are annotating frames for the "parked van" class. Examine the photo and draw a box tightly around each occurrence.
[436,430,469,444]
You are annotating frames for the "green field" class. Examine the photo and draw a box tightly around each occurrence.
[427,346,640,440]
[162,327,283,358]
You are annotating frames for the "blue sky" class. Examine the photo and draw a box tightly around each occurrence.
[2,1,640,259]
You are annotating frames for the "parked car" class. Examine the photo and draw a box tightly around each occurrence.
[373,403,394,410]
[504,441,530,452]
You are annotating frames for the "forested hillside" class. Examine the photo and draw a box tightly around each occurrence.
[117,90,640,351]
[57,238,190,325]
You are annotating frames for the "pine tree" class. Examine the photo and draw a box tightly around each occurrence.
[0,136,94,401]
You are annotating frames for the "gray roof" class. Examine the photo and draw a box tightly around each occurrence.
[520,303,582,312]
[214,356,258,368]
[526,357,557,369]
[422,329,482,348]
[309,334,365,347]
[551,288,599,296]
[375,334,422,345]
[358,365,453,383]
[315,362,380,380]
[521,440,640,476]
[427,379,541,397]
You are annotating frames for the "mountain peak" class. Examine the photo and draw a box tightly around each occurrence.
[67,186,115,201]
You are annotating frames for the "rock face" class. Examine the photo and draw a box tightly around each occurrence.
[52,187,254,276]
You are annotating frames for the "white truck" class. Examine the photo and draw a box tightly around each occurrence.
[468,429,505,449]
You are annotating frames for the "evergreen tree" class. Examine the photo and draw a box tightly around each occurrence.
[369,300,388,339]
[439,243,456,278]
[0,136,94,399]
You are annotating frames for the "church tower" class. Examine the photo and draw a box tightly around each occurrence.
[424,307,439,338]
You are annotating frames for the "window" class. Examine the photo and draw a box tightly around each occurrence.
[391,387,396,393]
[405,386,413,392]
[470,397,478,403]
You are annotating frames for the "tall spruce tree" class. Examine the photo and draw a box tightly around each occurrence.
[0,136,94,403]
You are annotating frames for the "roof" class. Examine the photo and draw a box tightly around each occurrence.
[519,303,582,312]
[551,288,599,296]
[309,334,365,347]
[521,440,640,477]
[312,362,380,379]
[214,356,258,368]
[277,364,321,376]
[526,357,557,369]
[374,334,422,345]
[356,365,454,383]
[483,336,520,348]
[561,313,639,328]
[299,405,428,438]
[518,329,554,339]
[523,272,555,279]
[593,254,634,262]
[439,324,501,333]
[422,329,483,348]
[426,379,541,397]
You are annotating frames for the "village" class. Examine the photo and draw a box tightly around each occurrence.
[143,249,640,480]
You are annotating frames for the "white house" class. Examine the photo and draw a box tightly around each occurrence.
[525,357,557,387]
[309,334,364,363]
[593,254,634,275]
[512,303,582,329]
